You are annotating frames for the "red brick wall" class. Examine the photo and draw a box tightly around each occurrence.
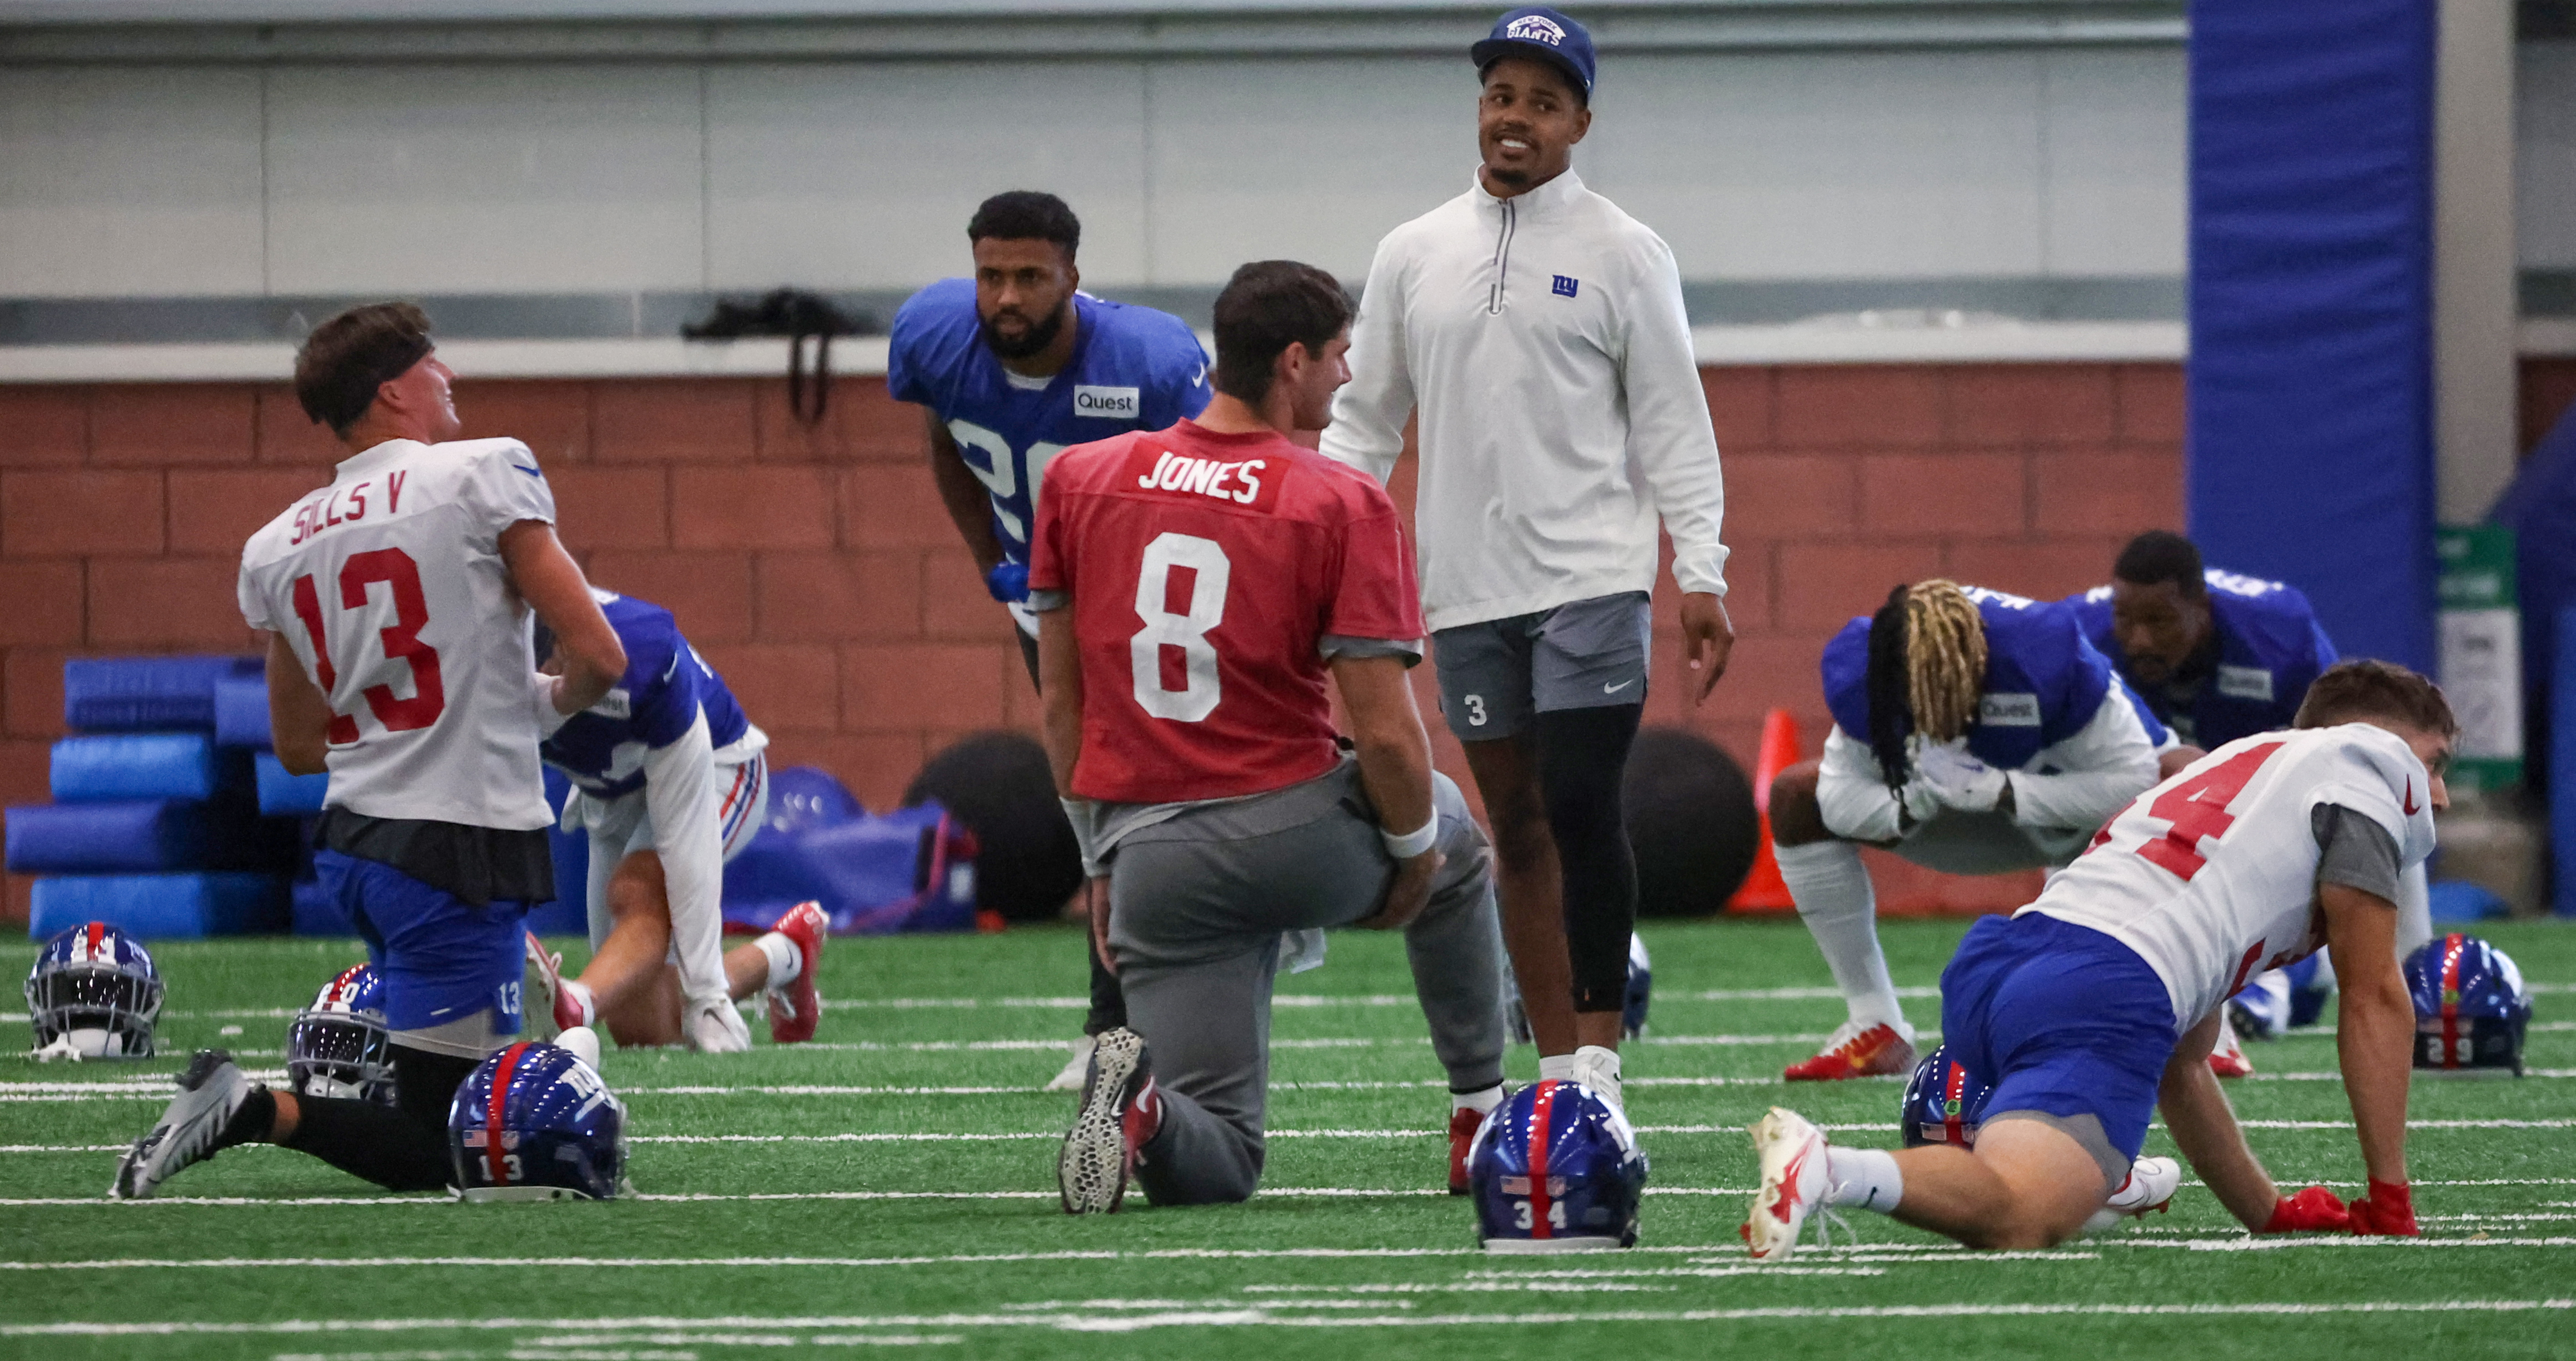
[2524,356,2576,455]
[2,362,2191,921]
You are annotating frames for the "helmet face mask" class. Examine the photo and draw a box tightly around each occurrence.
[2406,934,2531,1078]
[287,965,397,1106]
[1467,1079,1647,1252]
[24,923,162,1060]
[450,1041,629,1202]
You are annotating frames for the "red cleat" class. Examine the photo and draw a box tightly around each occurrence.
[2209,1020,2254,1078]
[767,901,828,1045]
[524,931,589,1033]
[1782,1021,1916,1082]
[1448,1105,1489,1195]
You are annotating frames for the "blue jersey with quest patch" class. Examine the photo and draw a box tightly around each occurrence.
[541,591,749,800]
[1822,586,2169,771]
[2065,570,2338,749]
[887,279,1211,571]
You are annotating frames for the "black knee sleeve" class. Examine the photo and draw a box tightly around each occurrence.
[1535,704,1642,1013]
[281,1044,481,1193]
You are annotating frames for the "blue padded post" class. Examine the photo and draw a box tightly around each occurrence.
[2556,604,2576,917]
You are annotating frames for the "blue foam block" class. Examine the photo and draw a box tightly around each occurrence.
[50,734,231,802]
[2426,880,2510,924]
[213,674,272,750]
[254,754,329,816]
[30,873,290,940]
[6,800,207,874]
[63,655,262,734]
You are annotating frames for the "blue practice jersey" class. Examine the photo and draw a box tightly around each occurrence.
[887,279,1211,570]
[1822,585,2169,772]
[542,590,750,800]
[2066,569,2338,749]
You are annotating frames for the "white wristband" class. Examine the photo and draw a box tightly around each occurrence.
[1380,814,1438,860]
[532,671,574,739]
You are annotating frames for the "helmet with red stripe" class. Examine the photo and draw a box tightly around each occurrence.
[24,921,162,1059]
[1901,1044,1992,1148]
[2405,934,2530,1076]
[287,964,395,1106]
[1465,1079,1647,1252]
[448,1040,629,1200]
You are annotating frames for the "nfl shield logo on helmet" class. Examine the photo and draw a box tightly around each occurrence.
[449,1041,630,1201]
[25,921,163,1060]
[1467,1079,1647,1253]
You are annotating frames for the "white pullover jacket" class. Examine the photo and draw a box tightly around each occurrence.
[1320,168,1728,632]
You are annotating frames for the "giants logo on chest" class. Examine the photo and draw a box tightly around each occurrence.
[1124,442,1286,512]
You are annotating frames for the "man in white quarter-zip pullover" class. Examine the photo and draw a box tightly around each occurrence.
[1320,6,1733,1112]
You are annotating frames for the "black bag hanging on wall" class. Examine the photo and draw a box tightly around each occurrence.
[683,289,862,426]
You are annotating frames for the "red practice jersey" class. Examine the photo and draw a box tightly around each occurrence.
[1031,419,1425,805]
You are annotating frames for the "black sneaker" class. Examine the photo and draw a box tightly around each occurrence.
[110,1050,254,1200]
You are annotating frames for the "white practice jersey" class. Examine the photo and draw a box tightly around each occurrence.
[238,437,558,830]
[2024,723,2438,1031]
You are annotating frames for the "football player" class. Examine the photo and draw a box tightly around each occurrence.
[1748,660,2450,1255]
[1040,261,1508,1212]
[1771,579,2169,1081]
[889,190,1211,1089]
[115,302,626,1198]
[524,588,825,1053]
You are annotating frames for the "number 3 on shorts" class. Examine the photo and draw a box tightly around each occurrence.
[1462,695,1488,727]
[1131,532,1230,722]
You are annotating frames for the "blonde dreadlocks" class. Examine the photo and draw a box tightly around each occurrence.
[1863,578,1990,791]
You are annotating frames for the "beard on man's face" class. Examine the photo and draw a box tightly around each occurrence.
[979,303,1066,361]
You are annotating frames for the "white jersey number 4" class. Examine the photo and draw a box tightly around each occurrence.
[2085,739,2294,995]
[1130,532,1229,722]
[289,547,449,744]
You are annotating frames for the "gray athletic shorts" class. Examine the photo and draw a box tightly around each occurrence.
[1432,591,1651,741]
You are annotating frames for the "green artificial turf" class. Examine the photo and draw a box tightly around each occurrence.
[2,918,2572,1360]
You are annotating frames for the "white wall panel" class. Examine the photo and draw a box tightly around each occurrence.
[1144,56,1466,285]
[2518,42,2576,270]
[2039,47,2187,276]
[264,64,705,292]
[0,68,265,297]
[705,62,1150,290]
[1586,51,2047,281]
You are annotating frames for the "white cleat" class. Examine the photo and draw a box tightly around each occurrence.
[1045,1034,1098,1093]
[110,1050,253,1200]
[2083,1155,2181,1235]
[684,998,752,1054]
[1743,1106,1830,1262]
[554,1025,603,1073]
[1571,1044,1624,1114]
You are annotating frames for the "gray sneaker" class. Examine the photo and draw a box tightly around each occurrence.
[110,1050,254,1200]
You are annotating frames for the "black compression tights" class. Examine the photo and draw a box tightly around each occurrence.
[280,1044,481,1192]
[1535,703,1643,1014]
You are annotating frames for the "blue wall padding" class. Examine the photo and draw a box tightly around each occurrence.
[63,655,262,733]
[2556,604,2576,917]
[29,872,290,939]
[2186,0,2437,670]
[254,753,330,816]
[7,800,208,874]
[50,734,222,802]
[2491,407,2576,796]
[213,674,272,750]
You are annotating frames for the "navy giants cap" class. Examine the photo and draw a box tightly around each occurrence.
[1472,7,1596,102]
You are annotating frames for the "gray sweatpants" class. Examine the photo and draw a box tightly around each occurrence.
[1104,760,1508,1207]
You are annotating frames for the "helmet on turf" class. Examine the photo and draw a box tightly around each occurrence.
[1899,1043,1992,1148]
[449,1041,629,1201]
[2405,933,2529,1076]
[1622,933,1652,1040]
[286,964,396,1105]
[24,921,162,1060]
[1466,1079,1647,1252]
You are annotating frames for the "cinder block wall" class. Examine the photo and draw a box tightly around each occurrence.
[0,360,2231,921]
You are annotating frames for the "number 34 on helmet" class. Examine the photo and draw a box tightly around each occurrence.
[448,1040,630,1202]
[1465,1079,1648,1252]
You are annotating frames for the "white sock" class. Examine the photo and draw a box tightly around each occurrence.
[1453,1083,1505,1116]
[563,979,596,1028]
[1776,839,1906,1030]
[1537,1054,1576,1083]
[1824,1146,1904,1213]
[756,933,802,991]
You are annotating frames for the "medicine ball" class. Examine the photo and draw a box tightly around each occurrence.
[1623,726,1759,918]
[902,730,1082,923]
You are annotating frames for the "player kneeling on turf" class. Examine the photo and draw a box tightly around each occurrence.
[1747,659,2451,1256]
[1041,261,1509,1213]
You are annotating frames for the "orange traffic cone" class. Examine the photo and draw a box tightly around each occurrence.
[1727,708,1803,912]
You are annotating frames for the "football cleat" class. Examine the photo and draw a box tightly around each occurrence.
[524,931,590,1035]
[2082,1155,2181,1235]
[1469,1079,1647,1252]
[1899,1044,1990,1149]
[2208,1018,2254,1077]
[767,901,828,1045]
[27,921,163,1060]
[1448,1104,1490,1195]
[2227,970,2292,1041]
[1744,1106,1829,1262]
[450,1040,628,1202]
[1059,1026,1157,1214]
[1045,1034,1098,1093]
[286,964,395,1105]
[685,997,751,1053]
[1570,1044,1624,1114]
[1784,1020,1916,1082]
[2406,934,2530,1076]
[111,1050,254,1200]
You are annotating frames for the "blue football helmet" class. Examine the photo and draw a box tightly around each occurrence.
[1508,933,1653,1044]
[25,921,161,1059]
[2405,934,2530,1076]
[1900,1044,1992,1148]
[287,964,396,1106]
[449,1040,629,1200]
[1466,1079,1647,1252]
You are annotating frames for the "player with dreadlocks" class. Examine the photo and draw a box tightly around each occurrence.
[1767,579,2174,1081]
